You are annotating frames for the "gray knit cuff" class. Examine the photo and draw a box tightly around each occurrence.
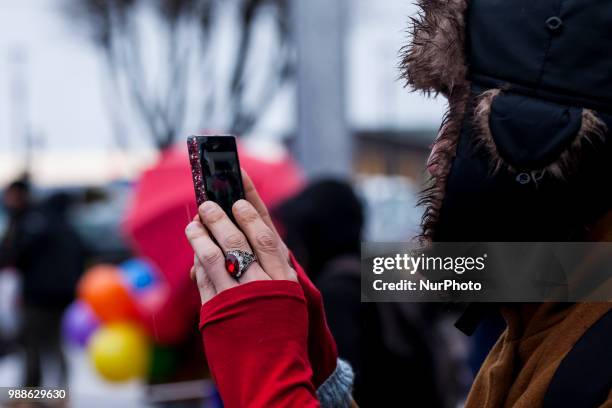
[316,358,354,408]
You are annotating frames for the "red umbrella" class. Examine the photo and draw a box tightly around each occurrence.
[122,141,303,344]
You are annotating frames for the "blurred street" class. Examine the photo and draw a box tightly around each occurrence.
[0,346,145,407]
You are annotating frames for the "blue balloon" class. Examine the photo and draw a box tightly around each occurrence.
[120,258,156,291]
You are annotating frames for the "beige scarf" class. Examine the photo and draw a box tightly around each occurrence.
[465,303,612,408]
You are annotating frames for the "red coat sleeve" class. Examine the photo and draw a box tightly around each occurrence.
[200,280,320,408]
[289,253,339,387]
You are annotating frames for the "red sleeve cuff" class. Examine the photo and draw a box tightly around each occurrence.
[199,280,320,408]
[199,280,305,330]
[289,253,339,387]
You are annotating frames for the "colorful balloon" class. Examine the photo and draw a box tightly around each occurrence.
[88,322,150,382]
[120,258,157,292]
[78,264,139,322]
[119,258,171,334]
[62,300,100,347]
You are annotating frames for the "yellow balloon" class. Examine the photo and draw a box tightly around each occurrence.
[88,322,150,382]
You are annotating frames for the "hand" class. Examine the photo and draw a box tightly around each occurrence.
[187,170,339,389]
[185,170,297,304]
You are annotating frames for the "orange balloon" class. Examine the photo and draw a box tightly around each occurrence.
[78,264,139,322]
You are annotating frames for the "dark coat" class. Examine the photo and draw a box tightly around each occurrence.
[1,194,86,308]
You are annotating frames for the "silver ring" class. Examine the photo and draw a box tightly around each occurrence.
[225,249,257,279]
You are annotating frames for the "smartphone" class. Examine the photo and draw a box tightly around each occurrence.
[187,135,245,220]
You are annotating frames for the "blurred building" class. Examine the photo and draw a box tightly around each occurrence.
[348,0,444,181]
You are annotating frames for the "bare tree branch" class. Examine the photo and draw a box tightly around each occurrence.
[65,0,292,150]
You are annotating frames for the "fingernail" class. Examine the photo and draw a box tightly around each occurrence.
[233,199,249,212]
[185,221,199,233]
[200,201,216,214]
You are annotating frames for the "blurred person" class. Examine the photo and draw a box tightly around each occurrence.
[273,180,458,407]
[272,180,363,283]
[0,179,31,358]
[0,180,33,270]
[1,180,35,277]
[0,180,31,222]
[181,1,612,407]
[1,186,86,387]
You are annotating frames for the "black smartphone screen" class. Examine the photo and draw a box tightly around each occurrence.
[188,135,245,219]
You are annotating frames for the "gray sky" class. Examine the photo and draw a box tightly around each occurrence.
[0,0,114,154]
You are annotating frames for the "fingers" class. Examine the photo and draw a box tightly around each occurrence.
[185,219,237,292]
[198,201,270,283]
[199,201,251,253]
[241,168,290,261]
[241,168,278,235]
[233,199,297,282]
[193,255,216,304]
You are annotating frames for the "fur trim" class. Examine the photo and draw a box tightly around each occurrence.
[401,0,471,242]
[548,109,608,179]
[399,0,469,96]
[473,89,504,173]
[418,86,471,242]
[473,89,609,179]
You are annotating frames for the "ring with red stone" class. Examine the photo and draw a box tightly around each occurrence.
[225,249,257,279]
